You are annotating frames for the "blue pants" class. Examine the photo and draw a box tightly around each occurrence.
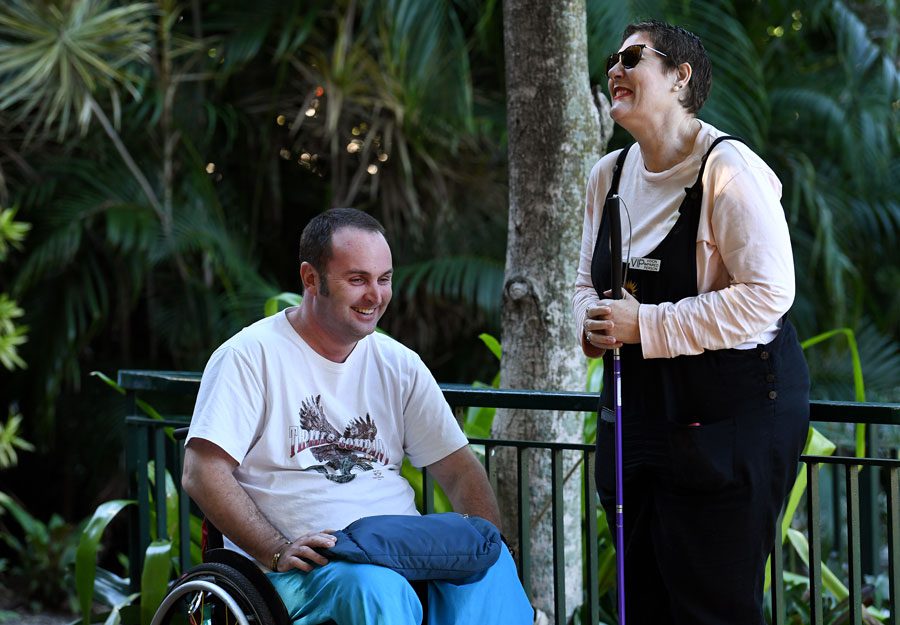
[267,545,533,625]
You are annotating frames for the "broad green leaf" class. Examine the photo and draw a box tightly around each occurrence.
[782,428,836,536]
[786,528,848,601]
[75,499,134,624]
[586,357,603,393]
[464,404,495,438]
[0,490,45,541]
[264,291,302,317]
[140,540,172,625]
[478,333,501,361]
[146,463,178,543]
[93,567,134,610]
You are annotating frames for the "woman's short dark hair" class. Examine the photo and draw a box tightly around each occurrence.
[299,208,386,283]
[623,20,711,114]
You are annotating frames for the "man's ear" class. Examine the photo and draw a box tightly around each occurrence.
[300,262,319,295]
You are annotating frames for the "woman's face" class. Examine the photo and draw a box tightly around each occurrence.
[607,32,679,130]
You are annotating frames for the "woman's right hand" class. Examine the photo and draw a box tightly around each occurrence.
[584,305,622,350]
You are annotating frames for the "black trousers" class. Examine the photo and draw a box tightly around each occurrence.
[596,330,809,625]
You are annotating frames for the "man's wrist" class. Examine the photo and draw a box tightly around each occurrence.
[271,539,292,572]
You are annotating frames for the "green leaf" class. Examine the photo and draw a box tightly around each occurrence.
[90,370,125,396]
[393,256,503,316]
[264,291,302,317]
[93,567,134,610]
[400,459,452,513]
[75,499,134,624]
[463,405,495,438]
[478,333,501,361]
[140,540,172,625]
[146,463,178,543]
[0,490,45,542]
[785,528,849,601]
[586,357,603,393]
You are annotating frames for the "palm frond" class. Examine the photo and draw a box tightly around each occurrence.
[0,0,154,141]
[676,1,768,146]
[393,255,504,317]
[806,318,900,402]
[586,0,662,83]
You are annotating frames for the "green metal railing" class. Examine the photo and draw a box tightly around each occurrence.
[120,369,900,625]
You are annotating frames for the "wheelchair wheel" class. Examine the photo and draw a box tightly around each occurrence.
[151,562,277,625]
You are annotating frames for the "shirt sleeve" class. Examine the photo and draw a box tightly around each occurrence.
[572,158,613,358]
[401,354,469,468]
[186,345,267,464]
[638,157,796,358]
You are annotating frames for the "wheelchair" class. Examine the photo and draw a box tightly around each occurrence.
[150,524,292,625]
[152,429,428,625]
[151,524,431,625]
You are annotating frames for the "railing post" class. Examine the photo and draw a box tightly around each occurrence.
[887,467,900,625]
[483,444,497,501]
[154,427,167,541]
[831,463,842,557]
[808,461,823,625]
[422,465,434,514]
[124,394,145,593]
[583,450,599,625]
[550,448,565,625]
[846,465,862,625]
[517,447,532,597]
[860,425,880,576]
[175,438,190,573]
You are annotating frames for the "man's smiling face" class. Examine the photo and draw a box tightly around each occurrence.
[310,226,393,345]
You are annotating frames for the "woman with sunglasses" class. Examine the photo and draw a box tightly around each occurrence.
[572,20,809,625]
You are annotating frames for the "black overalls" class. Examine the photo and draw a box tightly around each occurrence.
[591,138,810,625]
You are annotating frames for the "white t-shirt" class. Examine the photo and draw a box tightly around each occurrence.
[573,120,795,359]
[187,308,469,562]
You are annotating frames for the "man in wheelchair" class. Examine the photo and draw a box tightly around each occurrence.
[182,208,533,624]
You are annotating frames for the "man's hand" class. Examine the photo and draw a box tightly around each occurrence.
[276,530,337,572]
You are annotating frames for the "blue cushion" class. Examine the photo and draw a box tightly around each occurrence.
[322,513,502,585]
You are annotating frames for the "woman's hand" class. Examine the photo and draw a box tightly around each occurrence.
[585,290,641,348]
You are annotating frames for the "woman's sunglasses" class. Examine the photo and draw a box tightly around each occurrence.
[605,44,668,73]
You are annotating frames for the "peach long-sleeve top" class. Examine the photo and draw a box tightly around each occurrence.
[572,121,796,359]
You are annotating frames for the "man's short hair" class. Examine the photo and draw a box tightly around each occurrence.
[623,19,712,114]
[298,208,386,293]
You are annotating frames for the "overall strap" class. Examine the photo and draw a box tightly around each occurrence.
[606,144,634,199]
[685,135,745,201]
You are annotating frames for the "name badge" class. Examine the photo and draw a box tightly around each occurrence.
[628,257,661,272]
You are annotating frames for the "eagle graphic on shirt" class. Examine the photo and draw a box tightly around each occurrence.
[289,395,390,483]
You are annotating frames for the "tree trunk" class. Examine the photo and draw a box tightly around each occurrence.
[497,0,609,619]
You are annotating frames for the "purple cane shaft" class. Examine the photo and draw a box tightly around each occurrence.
[614,348,625,625]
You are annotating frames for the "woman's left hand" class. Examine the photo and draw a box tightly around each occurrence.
[597,289,641,345]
